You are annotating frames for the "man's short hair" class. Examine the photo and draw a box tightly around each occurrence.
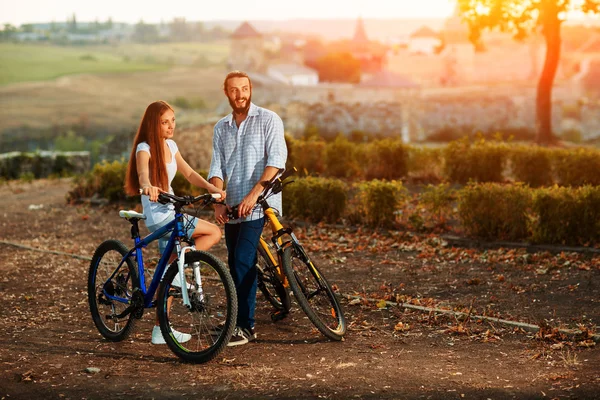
[224,70,252,91]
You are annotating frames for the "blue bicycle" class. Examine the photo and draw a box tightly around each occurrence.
[87,192,237,363]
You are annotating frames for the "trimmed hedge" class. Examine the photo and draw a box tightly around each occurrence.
[553,148,600,187]
[444,138,507,184]
[286,136,600,188]
[531,185,600,245]
[350,180,407,228]
[510,146,553,187]
[457,183,532,241]
[282,176,348,223]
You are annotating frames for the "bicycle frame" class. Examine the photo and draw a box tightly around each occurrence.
[102,211,190,309]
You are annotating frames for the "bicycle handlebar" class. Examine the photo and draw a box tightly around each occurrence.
[225,167,297,220]
[158,192,221,208]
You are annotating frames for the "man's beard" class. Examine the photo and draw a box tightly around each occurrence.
[228,94,251,115]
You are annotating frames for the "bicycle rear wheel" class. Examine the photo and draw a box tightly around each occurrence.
[88,240,138,341]
[282,245,346,341]
[157,250,237,363]
[257,244,291,313]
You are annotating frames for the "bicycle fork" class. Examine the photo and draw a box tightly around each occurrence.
[175,246,205,308]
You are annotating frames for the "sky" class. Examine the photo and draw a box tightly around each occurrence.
[0,0,457,26]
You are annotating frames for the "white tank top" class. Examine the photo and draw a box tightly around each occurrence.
[136,139,178,226]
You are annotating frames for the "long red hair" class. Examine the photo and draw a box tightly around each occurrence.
[124,101,173,196]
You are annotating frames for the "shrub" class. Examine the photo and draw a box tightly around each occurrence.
[68,160,128,203]
[552,148,600,187]
[351,180,407,228]
[324,136,363,179]
[287,138,326,176]
[509,145,553,187]
[19,171,35,183]
[364,139,409,180]
[418,183,457,226]
[53,154,75,177]
[282,177,347,223]
[171,170,209,196]
[407,146,444,183]
[457,183,531,241]
[444,137,507,184]
[531,185,600,245]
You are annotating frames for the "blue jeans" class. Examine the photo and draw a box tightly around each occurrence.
[225,217,265,330]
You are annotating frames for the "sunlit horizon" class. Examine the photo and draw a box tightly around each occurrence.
[0,0,457,26]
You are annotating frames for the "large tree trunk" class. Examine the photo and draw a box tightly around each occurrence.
[537,1,562,145]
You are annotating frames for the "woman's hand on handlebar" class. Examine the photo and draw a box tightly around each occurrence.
[141,185,165,202]
[211,188,226,202]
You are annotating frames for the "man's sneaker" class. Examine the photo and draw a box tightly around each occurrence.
[151,325,192,345]
[226,327,256,347]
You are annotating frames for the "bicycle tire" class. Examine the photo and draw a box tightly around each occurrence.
[282,245,346,341]
[88,240,138,342]
[157,250,237,363]
[257,244,291,313]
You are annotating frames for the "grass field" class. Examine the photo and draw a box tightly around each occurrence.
[0,43,168,85]
[0,41,230,86]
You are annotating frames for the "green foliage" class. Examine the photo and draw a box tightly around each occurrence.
[458,183,531,241]
[171,170,209,196]
[510,145,553,187]
[68,160,128,203]
[171,96,207,110]
[364,139,408,180]
[54,130,86,152]
[282,177,347,223]
[324,136,363,179]
[0,43,165,86]
[419,183,456,223]
[552,148,600,187]
[19,171,35,183]
[444,137,507,184]
[287,138,326,176]
[351,180,407,228]
[407,146,444,183]
[531,185,600,246]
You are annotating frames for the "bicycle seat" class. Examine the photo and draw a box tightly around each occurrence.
[118,210,146,220]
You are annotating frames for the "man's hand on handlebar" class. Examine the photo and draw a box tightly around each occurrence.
[238,188,261,219]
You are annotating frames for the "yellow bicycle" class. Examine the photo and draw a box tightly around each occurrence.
[227,168,346,341]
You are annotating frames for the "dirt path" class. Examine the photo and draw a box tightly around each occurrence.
[0,179,598,400]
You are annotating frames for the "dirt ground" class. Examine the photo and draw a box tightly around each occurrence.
[1,179,599,400]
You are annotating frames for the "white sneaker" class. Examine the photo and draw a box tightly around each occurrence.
[151,325,192,345]
[171,272,193,290]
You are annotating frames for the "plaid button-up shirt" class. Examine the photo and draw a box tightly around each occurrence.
[208,103,288,222]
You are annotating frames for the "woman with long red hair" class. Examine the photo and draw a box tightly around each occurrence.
[125,100,226,345]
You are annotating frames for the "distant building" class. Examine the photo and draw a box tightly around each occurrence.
[334,17,387,74]
[267,63,319,86]
[408,26,441,55]
[229,21,265,71]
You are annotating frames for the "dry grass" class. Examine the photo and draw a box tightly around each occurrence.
[0,66,227,133]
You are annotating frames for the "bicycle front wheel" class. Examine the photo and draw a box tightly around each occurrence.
[88,240,138,342]
[257,244,291,313]
[157,251,237,363]
[282,245,346,341]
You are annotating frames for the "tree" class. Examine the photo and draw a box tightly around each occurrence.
[316,52,362,83]
[132,20,159,43]
[457,0,600,145]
